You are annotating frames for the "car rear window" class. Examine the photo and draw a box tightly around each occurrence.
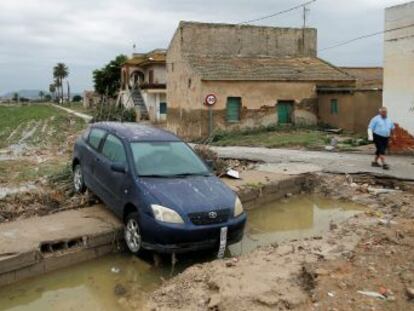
[88,128,106,149]
[101,134,126,163]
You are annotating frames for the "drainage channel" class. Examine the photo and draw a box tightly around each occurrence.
[0,195,363,311]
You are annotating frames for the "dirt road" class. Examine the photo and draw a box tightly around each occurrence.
[211,146,414,181]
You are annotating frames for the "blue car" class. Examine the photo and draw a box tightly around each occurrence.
[72,122,246,254]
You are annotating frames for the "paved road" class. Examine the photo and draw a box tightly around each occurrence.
[212,146,414,180]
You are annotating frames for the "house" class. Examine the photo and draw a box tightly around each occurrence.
[383,1,414,151]
[119,49,167,122]
[318,67,383,133]
[166,21,355,139]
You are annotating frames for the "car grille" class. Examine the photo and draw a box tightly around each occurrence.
[188,209,231,226]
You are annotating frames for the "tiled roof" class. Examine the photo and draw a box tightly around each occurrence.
[340,67,383,89]
[186,56,354,82]
[125,49,166,66]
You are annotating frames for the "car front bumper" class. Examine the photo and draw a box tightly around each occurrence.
[140,213,247,254]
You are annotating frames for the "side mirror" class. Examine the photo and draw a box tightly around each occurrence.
[205,159,214,170]
[111,163,127,174]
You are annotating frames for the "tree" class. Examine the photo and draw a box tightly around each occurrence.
[72,95,82,102]
[53,63,69,103]
[49,84,56,101]
[38,91,45,102]
[93,55,128,98]
[44,94,52,102]
[12,92,19,102]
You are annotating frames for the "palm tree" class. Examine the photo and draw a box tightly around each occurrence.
[53,63,69,103]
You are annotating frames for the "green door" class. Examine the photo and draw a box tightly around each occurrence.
[277,101,293,124]
[226,97,241,122]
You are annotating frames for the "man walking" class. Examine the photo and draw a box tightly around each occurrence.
[368,107,395,170]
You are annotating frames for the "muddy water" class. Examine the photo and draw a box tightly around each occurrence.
[0,254,165,311]
[0,195,363,311]
[230,195,363,255]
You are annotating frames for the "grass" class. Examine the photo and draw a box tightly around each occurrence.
[211,125,329,149]
[0,104,87,185]
[0,103,86,148]
[0,158,68,185]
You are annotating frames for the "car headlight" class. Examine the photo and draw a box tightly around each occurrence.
[151,204,184,224]
[234,196,244,217]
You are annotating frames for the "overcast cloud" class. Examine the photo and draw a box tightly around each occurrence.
[0,0,408,94]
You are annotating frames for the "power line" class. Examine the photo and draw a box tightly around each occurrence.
[238,0,317,25]
[319,23,414,52]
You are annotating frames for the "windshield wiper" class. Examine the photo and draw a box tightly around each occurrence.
[139,173,210,178]
[169,172,211,178]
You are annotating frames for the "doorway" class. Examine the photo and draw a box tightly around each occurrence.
[277,101,294,124]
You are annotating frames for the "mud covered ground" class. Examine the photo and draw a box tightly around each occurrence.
[126,174,414,311]
[0,104,91,223]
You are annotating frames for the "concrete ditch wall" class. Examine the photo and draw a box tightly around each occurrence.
[0,173,309,288]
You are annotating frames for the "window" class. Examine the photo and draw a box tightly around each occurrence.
[88,128,106,149]
[101,134,127,163]
[148,70,154,84]
[330,99,339,114]
[226,97,242,122]
[131,142,209,177]
[160,102,167,114]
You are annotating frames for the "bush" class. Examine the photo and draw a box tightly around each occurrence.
[92,102,136,122]
[72,95,82,102]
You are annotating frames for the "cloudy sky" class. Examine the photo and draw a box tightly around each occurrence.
[0,0,407,94]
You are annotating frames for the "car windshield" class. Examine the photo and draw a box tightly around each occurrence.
[130,142,210,177]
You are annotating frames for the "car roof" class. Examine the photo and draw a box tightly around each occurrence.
[91,122,181,142]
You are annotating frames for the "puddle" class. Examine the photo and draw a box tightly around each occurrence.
[229,195,363,255]
[0,195,363,311]
[0,254,165,311]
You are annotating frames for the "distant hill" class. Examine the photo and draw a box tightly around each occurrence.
[1,89,82,100]
[1,89,49,100]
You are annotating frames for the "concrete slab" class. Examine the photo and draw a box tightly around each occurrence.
[212,146,414,181]
[0,205,122,279]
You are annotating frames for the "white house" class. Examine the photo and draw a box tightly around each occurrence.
[383,1,414,150]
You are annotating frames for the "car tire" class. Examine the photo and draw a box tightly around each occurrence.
[73,163,86,193]
[124,212,143,255]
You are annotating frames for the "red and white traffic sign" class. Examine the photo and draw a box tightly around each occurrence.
[205,94,217,106]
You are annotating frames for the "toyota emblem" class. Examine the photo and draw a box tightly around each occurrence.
[208,211,218,219]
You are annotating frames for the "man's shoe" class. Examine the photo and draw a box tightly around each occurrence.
[371,162,381,167]
[383,164,390,170]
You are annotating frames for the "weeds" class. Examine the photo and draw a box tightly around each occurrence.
[194,145,228,176]
[92,102,136,122]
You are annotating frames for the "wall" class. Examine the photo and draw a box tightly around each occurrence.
[178,21,317,58]
[318,91,382,133]
[384,2,414,141]
[167,79,318,139]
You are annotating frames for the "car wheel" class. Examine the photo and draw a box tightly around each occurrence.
[73,163,86,193]
[124,212,143,254]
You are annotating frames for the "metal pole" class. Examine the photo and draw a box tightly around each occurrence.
[208,105,213,137]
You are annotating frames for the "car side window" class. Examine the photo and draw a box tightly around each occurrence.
[101,134,127,164]
[88,128,106,150]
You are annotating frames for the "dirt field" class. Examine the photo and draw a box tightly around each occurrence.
[0,104,90,222]
[123,174,414,311]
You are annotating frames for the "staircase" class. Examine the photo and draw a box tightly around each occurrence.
[131,89,149,120]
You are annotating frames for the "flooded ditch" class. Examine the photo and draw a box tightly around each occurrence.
[0,195,364,311]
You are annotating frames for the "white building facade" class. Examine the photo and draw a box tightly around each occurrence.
[384,1,414,140]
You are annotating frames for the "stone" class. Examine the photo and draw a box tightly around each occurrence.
[406,288,414,300]
[114,284,127,296]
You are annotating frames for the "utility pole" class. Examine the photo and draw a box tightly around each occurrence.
[302,5,310,53]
